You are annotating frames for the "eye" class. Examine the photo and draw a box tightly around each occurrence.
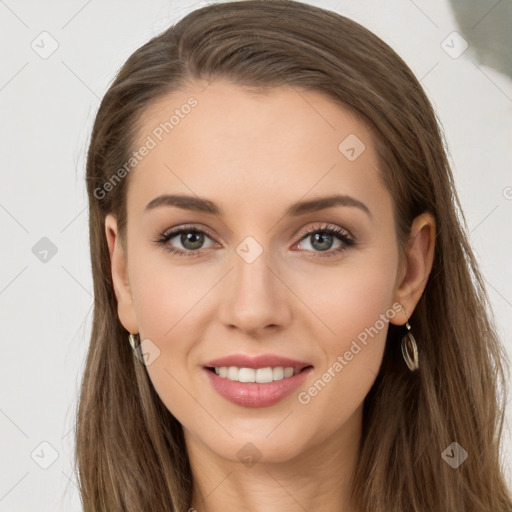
[294,223,355,258]
[153,224,217,257]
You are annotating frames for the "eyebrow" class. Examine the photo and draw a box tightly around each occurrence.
[144,193,372,219]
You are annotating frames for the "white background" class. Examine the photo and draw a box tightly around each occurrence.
[1,1,511,510]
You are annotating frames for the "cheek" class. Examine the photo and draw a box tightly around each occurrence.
[326,268,396,348]
[292,240,399,348]
[128,246,214,342]
[126,248,218,426]
[291,249,398,432]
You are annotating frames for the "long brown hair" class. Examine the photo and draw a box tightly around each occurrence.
[76,1,512,510]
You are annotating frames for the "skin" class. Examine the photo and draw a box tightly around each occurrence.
[105,79,435,512]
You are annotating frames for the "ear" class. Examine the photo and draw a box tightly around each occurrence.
[105,213,138,334]
[391,212,436,326]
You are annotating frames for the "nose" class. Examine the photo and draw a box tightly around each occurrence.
[216,245,292,336]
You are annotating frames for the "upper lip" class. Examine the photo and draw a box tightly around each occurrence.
[204,353,312,370]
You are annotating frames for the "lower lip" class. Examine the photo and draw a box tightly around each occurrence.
[203,367,313,408]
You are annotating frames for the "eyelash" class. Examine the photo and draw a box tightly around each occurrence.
[152,223,356,259]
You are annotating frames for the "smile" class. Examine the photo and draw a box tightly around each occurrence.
[211,366,301,383]
[203,353,313,407]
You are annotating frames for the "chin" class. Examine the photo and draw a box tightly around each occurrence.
[196,423,314,465]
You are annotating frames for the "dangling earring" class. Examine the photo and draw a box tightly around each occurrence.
[401,321,419,371]
[128,333,140,351]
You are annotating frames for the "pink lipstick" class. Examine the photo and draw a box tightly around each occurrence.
[203,353,313,408]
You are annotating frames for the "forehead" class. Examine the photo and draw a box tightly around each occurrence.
[138,79,372,150]
[127,79,387,219]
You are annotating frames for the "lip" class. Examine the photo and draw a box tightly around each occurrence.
[203,353,314,408]
[204,353,311,371]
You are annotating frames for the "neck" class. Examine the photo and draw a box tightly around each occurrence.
[186,405,363,512]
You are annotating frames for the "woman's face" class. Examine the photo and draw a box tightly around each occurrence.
[106,79,422,464]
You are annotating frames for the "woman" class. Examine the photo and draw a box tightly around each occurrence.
[76,1,512,510]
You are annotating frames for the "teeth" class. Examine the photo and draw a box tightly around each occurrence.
[273,367,284,380]
[213,366,300,383]
[239,368,256,383]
